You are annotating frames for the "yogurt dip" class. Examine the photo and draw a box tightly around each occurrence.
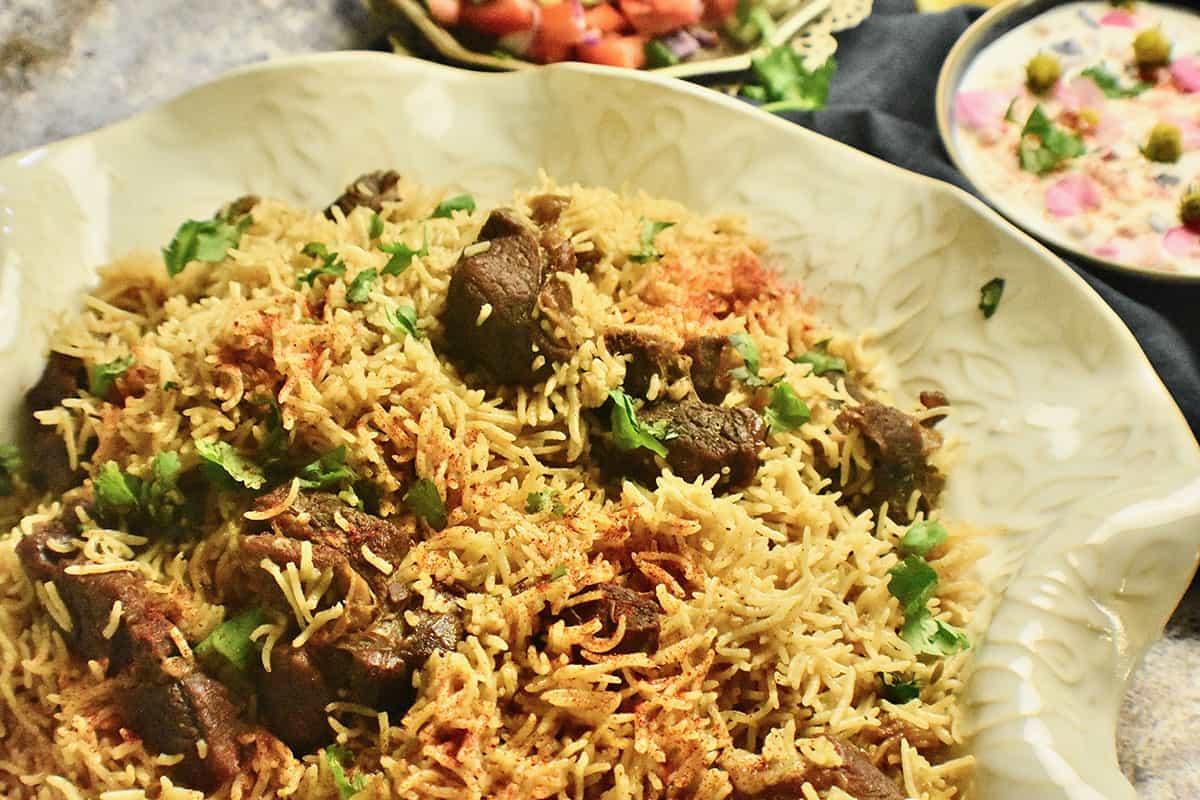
[953,1,1200,275]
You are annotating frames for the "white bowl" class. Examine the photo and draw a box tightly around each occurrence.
[1,53,1198,799]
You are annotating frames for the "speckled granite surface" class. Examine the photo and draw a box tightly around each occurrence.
[2,1,1198,797]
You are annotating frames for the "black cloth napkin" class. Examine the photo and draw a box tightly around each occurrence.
[768,0,1200,437]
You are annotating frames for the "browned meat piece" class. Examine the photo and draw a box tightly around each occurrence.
[836,400,945,523]
[598,397,765,491]
[130,666,244,791]
[606,330,690,399]
[918,390,950,428]
[540,226,577,275]
[17,512,249,790]
[528,194,570,225]
[562,583,661,653]
[723,735,903,800]
[256,645,335,753]
[440,209,576,385]
[23,352,87,492]
[681,336,737,404]
[324,170,402,219]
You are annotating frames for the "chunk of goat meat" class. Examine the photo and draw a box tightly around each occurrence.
[605,329,690,399]
[562,583,661,653]
[440,209,576,385]
[256,645,336,754]
[324,170,402,219]
[681,335,738,404]
[722,735,903,800]
[23,352,87,492]
[528,193,571,225]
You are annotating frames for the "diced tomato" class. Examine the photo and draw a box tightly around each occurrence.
[703,0,737,23]
[461,0,538,36]
[541,1,587,46]
[427,0,462,25]
[584,3,628,33]
[576,34,647,68]
[619,0,702,35]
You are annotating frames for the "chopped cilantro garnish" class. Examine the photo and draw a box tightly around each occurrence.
[380,226,429,276]
[742,48,836,114]
[525,489,566,516]
[549,565,568,581]
[792,342,847,376]
[728,332,768,387]
[163,213,251,277]
[324,745,368,799]
[368,213,385,240]
[298,242,347,285]
[346,268,378,305]
[1018,105,1085,175]
[93,452,184,528]
[1080,65,1152,99]
[608,389,672,458]
[195,439,265,490]
[297,446,356,491]
[880,673,921,704]
[628,219,675,263]
[764,382,811,434]
[888,555,969,657]
[195,608,266,673]
[431,195,476,219]
[899,520,948,557]
[88,355,134,399]
[404,478,447,530]
[725,0,775,46]
[979,277,1005,319]
[0,443,21,496]
[385,304,424,340]
[255,397,289,467]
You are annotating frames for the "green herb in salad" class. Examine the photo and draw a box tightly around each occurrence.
[1017,105,1085,175]
[742,47,836,114]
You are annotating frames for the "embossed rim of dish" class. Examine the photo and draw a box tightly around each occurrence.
[377,0,831,76]
[936,0,1200,283]
[1,53,1199,799]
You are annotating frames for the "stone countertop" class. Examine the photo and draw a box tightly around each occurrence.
[3,2,1199,797]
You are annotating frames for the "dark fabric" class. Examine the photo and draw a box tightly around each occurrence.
[763,0,1200,437]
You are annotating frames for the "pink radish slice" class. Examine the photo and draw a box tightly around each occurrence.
[1098,10,1135,27]
[1170,57,1200,93]
[1164,227,1200,259]
[1045,174,1102,218]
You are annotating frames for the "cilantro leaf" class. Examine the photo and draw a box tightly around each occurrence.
[298,242,347,285]
[88,355,134,399]
[195,608,266,673]
[94,461,140,519]
[346,268,378,305]
[728,332,769,386]
[979,277,1005,319]
[628,219,675,263]
[255,397,289,467]
[324,745,368,799]
[888,555,969,657]
[381,227,430,276]
[549,565,568,581]
[525,489,566,516]
[0,443,21,496]
[608,389,670,458]
[163,214,251,277]
[368,213,385,240]
[297,446,356,491]
[385,304,424,340]
[1018,105,1085,175]
[792,342,847,376]
[1080,65,1152,99]
[725,0,775,46]
[880,674,921,704]
[142,452,182,528]
[431,194,476,219]
[764,382,811,434]
[404,478,447,530]
[195,440,265,490]
[743,48,837,113]
[899,520,948,557]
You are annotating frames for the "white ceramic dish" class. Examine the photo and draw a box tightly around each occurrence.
[1,53,1198,799]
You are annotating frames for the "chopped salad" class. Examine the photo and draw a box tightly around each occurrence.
[423,0,797,68]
